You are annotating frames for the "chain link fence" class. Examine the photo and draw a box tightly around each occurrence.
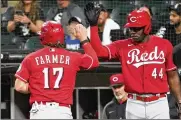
[1,0,181,50]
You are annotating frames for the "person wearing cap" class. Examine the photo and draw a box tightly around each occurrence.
[46,0,88,35]
[102,74,127,119]
[96,3,120,45]
[166,3,181,46]
[155,3,181,46]
[65,16,82,50]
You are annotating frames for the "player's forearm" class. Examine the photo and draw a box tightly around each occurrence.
[15,80,30,94]
[82,42,99,68]
[168,70,181,103]
[90,26,109,58]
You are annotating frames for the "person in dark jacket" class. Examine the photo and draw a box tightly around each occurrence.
[155,3,181,46]
[46,0,88,35]
[166,3,181,46]
[102,74,127,119]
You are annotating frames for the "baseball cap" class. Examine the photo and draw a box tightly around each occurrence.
[97,4,112,13]
[68,16,82,25]
[169,3,181,16]
[109,74,124,86]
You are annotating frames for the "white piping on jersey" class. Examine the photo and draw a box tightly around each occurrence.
[84,54,93,70]
[166,66,177,71]
[104,46,112,60]
[15,74,27,82]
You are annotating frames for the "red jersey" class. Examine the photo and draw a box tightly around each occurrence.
[15,43,99,105]
[91,26,176,94]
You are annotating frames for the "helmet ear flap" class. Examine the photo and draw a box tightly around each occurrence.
[144,23,151,34]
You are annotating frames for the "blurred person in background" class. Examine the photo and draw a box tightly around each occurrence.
[65,16,82,50]
[155,3,181,46]
[46,0,88,35]
[166,3,181,46]
[97,3,120,45]
[102,74,127,119]
[6,0,45,49]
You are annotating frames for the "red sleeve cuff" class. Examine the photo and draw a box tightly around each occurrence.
[166,66,177,71]
[15,74,28,82]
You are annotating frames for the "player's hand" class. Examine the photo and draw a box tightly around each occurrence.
[13,15,22,23]
[75,24,87,42]
[84,2,101,26]
[67,24,77,37]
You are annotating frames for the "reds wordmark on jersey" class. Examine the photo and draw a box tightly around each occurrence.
[15,47,94,105]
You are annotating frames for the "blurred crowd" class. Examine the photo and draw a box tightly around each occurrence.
[1,0,181,50]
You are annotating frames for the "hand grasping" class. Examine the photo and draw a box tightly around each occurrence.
[75,24,87,42]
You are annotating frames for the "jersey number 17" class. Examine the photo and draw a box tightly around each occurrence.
[42,67,63,89]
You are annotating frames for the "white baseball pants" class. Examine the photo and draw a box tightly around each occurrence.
[29,102,73,119]
[126,96,170,119]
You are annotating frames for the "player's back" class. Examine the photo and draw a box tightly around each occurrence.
[27,47,83,105]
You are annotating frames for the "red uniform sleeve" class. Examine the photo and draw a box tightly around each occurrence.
[165,41,177,71]
[90,26,119,60]
[15,57,31,82]
[79,42,99,70]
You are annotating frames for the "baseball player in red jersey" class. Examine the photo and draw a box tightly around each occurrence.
[84,2,181,119]
[14,21,99,119]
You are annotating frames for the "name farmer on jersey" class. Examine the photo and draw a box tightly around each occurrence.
[35,53,70,65]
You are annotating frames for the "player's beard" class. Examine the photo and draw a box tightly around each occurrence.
[173,21,181,28]
[170,18,181,28]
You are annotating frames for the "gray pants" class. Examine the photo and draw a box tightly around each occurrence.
[126,96,170,119]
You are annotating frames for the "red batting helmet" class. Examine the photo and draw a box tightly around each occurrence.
[124,9,151,34]
[39,21,64,45]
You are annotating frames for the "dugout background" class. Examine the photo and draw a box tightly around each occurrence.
[1,0,181,119]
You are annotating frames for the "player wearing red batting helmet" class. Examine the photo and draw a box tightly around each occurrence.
[124,9,151,33]
[124,9,151,42]
[39,21,65,45]
[14,21,99,119]
[84,2,181,119]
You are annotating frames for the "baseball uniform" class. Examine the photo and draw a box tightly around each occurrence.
[89,17,176,120]
[15,21,99,119]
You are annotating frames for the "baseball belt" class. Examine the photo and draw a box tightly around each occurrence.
[33,101,71,108]
[128,93,166,102]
